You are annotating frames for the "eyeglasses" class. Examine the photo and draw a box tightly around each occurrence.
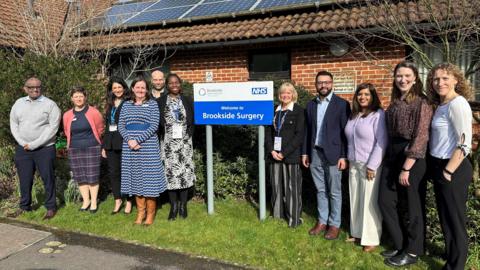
[316,81,332,86]
[25,86,42,90]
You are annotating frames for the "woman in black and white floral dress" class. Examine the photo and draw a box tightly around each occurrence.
[157,73,195,220]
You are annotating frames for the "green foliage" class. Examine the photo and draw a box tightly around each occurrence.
[194,152,253,199]
[0,50,105,144]
[0,145,16,200]
[272,79,315,108]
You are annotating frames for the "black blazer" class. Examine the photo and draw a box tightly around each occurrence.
[102,102,124,151]
[157,95,194,140]
[302,94,350,165]
[265,103,305,164]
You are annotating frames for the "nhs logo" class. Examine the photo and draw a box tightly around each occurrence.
[251,87,268,95]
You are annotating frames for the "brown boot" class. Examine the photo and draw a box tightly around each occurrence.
[134,196,146,225]
[144,197,157,226]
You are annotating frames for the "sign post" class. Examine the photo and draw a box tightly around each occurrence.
[194,81,274,219]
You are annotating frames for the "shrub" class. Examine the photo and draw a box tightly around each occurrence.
[0,50,105,145]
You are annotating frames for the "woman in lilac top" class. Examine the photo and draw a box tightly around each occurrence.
[344,83,388,252]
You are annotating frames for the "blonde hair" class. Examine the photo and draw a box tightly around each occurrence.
[278,82,298,103]
[426,63,474,105]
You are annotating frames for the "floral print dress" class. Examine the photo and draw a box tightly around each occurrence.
[161,96,195,190]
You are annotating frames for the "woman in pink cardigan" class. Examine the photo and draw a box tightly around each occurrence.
[63,86,104,213]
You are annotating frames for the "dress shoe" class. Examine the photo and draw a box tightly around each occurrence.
[385,252,418,267]
[363,246,377,252]
[324,226,340,240]
[308,222,327,235]
[381,249,400,258]
[43,210,56,220]
[111,203,123,215]
[79,203,90,211]
[345,236,359,243]
[124,201,132,215]
[178,202,187,219]
[90,208,98,214]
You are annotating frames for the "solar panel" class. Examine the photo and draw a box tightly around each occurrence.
[107,1,155,16]
[255,0,319,10]
[148,0,201,10]
[125,6,192,25]
[100,0,320,28]
[184,0,257,18]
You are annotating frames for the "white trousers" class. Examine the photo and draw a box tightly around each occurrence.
[349,161,383,246]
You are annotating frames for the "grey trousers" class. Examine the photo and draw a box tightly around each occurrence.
[269,163,303,227]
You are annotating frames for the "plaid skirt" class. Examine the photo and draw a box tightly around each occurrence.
[68,145,101,184]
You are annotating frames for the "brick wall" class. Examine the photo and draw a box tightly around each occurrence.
[290,41,405,106]
[170,40,405,107]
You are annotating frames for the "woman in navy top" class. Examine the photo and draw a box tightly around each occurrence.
[427,63,473,270]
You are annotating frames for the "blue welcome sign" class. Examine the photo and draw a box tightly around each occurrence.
[193,81,274,125]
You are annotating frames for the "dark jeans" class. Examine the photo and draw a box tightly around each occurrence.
[15,145,56,211]
[378,138,427,255]
[429,155,472,270]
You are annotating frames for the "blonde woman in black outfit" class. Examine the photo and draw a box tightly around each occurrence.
[265,82,305,228]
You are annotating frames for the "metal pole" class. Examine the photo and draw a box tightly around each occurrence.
[206,124,214,214]
[258,125,266,220]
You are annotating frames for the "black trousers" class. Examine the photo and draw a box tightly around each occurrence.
[14,145,56,211]
[378,138,426,255]
[429,155,472,270]
[106,149,122,199]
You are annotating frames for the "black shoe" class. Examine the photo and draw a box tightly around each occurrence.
[79,204,90,211]
[168,202,178,221]
[381,249,400,258]
[179,202,187,219]
[111,204,123,215]
[385,252,418,267]
[89,208,98,214]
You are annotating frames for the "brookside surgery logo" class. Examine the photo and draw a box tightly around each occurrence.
[251,87,267,95]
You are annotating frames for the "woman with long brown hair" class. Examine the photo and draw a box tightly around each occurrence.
[378,61,433,267]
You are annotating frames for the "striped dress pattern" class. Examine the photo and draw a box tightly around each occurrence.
[118,100,167,197]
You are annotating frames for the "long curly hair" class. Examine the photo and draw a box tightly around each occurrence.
[426,63,474,106]
[391,61,427,104]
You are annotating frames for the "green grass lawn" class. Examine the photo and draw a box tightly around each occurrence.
[18,198,444,269]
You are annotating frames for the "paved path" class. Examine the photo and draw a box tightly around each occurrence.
[0,218,246,270]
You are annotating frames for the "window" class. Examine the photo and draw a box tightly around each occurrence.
[414,43,480,101]
[249,50,290,80]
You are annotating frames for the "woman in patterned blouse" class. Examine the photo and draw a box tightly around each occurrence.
[378,61,433,267]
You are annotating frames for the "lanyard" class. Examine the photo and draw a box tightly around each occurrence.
[170,99,182,122]
[110,107,117,124]
[275,110,288,136]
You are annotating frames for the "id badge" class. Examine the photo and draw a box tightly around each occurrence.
[172,124,183,139]
[109,124,117,132]
[274,136,282,151]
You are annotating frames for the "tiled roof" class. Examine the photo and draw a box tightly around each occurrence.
[79,0,475,50]
[0,0,113,50]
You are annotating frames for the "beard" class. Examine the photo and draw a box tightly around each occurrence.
[317,87,332,98]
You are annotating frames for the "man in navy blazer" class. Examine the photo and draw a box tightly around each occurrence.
[302,71,351,240]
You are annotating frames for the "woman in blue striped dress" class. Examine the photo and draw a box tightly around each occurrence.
[118,77,166,226]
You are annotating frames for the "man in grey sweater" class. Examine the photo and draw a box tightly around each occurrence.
[10,77,61,219]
